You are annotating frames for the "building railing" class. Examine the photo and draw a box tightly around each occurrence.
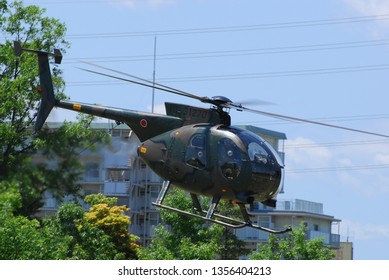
[236,228,340,248]
[254,199,324,215]
[330,233,341,248]
[132,168,163,184]
[103,181,130,196]
[82,175,101,183]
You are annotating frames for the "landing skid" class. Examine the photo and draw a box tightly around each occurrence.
[152,180,292,234]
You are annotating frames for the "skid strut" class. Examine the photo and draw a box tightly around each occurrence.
[152,181,292,234]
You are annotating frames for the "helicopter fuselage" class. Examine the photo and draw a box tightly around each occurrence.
[138,123,284,204]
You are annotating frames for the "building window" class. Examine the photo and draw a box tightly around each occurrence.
[117,197,129,207]
[258,216,271,228]
[85,163,99,178]
[107,168,130,181]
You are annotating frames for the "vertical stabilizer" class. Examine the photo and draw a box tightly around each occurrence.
[13,41,62,131]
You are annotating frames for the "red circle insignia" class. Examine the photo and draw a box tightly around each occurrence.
[140,119,148,128]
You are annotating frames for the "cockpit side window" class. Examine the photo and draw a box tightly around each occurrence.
[185,134,207,169]
[218,138,242,180]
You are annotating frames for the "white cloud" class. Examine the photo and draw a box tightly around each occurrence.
[341,219,389,241]
[374,153,389,164]
[343,0,389,36]
[285,136,332,167]
[284,136,389,195]
[343,0,389,15]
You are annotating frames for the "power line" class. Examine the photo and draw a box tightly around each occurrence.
[156,64,389,82]
[286,163,389,174]
[26,0,106,4]
[284,138,389,150]
[65,14,389,39]
[236,113,389,126]
[67,63,389,85]
[63,38,389,64]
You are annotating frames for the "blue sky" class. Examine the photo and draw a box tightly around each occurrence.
[27,0,389,259]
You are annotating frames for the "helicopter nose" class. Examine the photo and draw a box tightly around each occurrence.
[137,140,167,167]
[137,143,152,165]
[249,162,283,200]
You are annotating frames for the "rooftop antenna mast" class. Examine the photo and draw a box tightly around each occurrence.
[151,35,157,113]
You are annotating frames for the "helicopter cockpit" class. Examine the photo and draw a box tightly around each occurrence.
[244,132,284,168]
[216,126,285,201]
[218,127,284,168]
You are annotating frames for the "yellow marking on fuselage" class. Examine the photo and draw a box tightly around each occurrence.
[73,104,81,111]
[140,147,147,154]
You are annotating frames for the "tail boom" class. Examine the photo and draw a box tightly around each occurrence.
[55,100,183,141]
[14,41,184,141]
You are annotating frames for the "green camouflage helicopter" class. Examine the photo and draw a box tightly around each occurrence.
[14,41,389,234]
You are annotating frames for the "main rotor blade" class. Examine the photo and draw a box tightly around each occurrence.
[79,61,209,103]
[234,98,276,106]
[236,104,389,138]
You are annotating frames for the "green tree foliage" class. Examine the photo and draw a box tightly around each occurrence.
[0,191,140,259]
[249,223,335,260]
[0,183,70,259]
[45,202,122,260]
[0,0,68,177]
[139,187,249,260]
[84,192,118,206]
[84,194,140,259]
[0,1,108,216]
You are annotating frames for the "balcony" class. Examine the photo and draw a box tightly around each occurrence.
[103,181,130,196]
[133,168,163,184]
[236,227,270,242]
[306,230,340,248]
[236,228,340,248]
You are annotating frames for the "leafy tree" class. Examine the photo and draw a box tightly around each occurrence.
[83,192,117,206]
[0,1,108,216]
[84,194,140,259]
[0,180,21,213]
[0,184,70,259]
[139,187,249,260]
[0,0,68,178]
[0,213,72,259]
[249,223,335,260]
[45,202,122,260]
[0,188,139,259]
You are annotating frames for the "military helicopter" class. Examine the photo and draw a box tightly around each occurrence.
[14,41,389,234]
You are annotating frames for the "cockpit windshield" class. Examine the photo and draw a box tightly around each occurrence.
[236,129,284,167]
[216,126,284,167]
[248,142,268,164]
